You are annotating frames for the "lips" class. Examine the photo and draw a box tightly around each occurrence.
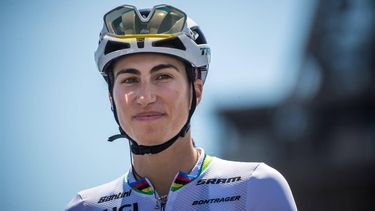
[133,111,165,121]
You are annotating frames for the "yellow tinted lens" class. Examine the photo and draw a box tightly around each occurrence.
[111,34,176,39]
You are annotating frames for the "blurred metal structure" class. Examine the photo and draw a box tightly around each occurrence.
[218,0,375,210]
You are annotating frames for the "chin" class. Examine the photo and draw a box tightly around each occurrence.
[134,135,168,146]
[127,123,181,145]
[132,129,169,145]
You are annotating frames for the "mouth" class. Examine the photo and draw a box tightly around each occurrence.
[133,112,165,121]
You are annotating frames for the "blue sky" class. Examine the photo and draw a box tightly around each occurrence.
[0,0,317,210]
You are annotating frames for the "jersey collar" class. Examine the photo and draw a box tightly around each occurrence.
[126,147,213,195]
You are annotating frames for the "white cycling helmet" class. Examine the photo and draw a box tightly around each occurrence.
[94,4,210,83]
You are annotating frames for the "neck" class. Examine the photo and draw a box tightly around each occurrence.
[132,133,198,196]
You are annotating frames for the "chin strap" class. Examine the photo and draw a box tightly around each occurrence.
[107,68,197,155]
[108,123,191,155]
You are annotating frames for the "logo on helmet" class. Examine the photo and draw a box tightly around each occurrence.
[200,47,210,56]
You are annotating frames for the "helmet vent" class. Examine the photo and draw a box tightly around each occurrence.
[104,41,131,54]
[137,38,145,48]
[152,37,186,50]
[190,26,207,45]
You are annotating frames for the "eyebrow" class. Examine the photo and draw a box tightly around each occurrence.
[115,64,180,79]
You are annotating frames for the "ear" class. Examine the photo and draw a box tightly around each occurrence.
[194,79,203,105]
[108,92,114,111]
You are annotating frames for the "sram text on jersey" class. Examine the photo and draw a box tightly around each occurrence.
[196,176,241,185]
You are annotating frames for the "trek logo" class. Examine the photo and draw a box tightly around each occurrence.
[192,195,241,205]
[200,47,210,56]
[196,176,241,185]
[103,203,138,211]
[98,190,132,203]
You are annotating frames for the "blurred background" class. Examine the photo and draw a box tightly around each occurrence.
[0,0,374,210]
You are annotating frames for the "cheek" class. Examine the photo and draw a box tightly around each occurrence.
[112,86,122,106]
[113,86,133,111]
[165,84,190,111]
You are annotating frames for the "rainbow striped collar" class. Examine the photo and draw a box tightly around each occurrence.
[126,148,213,195]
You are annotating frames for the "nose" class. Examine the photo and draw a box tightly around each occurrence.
[136,81,156,107]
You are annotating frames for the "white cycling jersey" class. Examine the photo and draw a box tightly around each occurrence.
[65,148,297,211]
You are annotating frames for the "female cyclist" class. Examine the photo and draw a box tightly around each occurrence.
[66,4,297,211]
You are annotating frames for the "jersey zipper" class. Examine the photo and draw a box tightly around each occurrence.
[154,194,167,210]
[160,201,166,211]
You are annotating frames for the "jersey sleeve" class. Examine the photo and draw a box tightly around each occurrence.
[65,194,87,211]
[247,163,297,211]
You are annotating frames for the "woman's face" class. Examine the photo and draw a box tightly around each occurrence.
[112,53,201,145]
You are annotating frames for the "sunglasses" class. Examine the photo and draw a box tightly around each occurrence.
[104,4,187,36]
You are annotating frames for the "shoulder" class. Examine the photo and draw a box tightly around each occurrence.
[65,175,125,211]
[247,163,292,195]
[208,158,297,210]
[247,163,297,211]
[208,156,261,174]
[210,158,291,193]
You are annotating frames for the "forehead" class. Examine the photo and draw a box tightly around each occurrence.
[113,53,186,74]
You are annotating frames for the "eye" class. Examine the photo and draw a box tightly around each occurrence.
[156,74,172,80]
[120,77,139,84]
